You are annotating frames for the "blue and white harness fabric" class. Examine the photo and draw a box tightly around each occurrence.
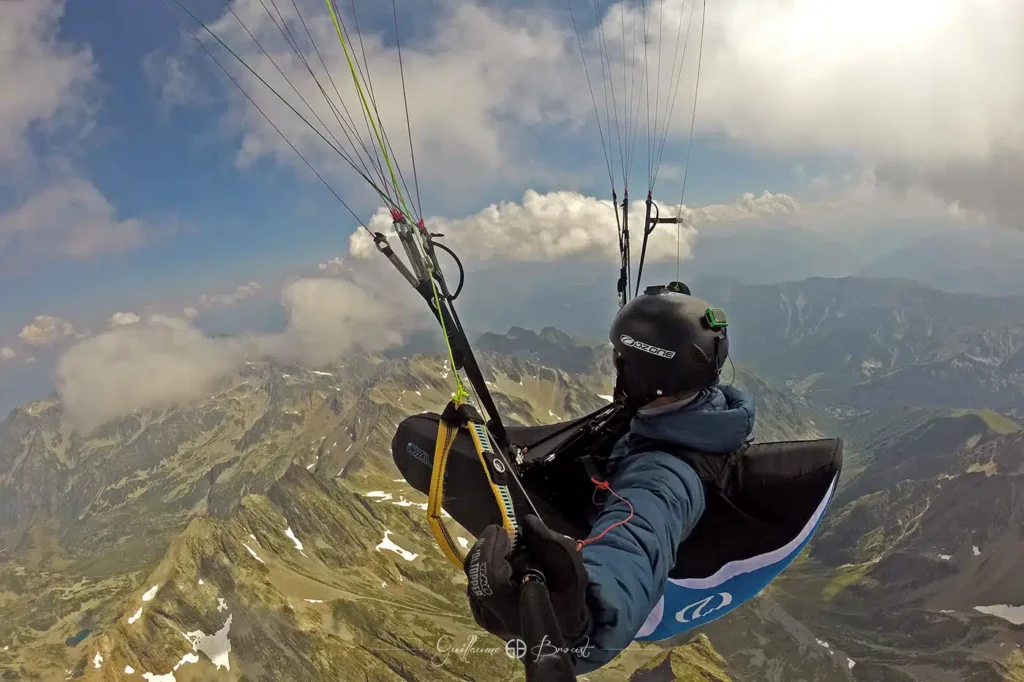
[634,473,838,641]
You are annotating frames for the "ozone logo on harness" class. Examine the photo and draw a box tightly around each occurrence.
[620,334,676,359]
[406,441,431,466]
[406,441,449,483]
[675,592,733,623]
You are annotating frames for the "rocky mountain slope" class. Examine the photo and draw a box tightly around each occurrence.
[718,409,1024,682]
[68,463,723,682]
[698,276,1024,416]
[833,407,1019,502]
[1,329,785,681]
[6,317,1021,682]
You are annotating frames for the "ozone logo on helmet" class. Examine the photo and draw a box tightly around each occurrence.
[619,334,676,359]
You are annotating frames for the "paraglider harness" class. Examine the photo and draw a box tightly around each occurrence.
[375,195,677,682]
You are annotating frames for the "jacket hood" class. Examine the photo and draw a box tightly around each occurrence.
[626,384,755,454]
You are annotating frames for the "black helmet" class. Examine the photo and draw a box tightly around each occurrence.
[610,282,729,408]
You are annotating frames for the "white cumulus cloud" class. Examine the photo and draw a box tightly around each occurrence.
[169,0,589,202]
[348,189,799,263]
[318,257,344,275]
[0,346,15,360]
[0,0,94,164]
[178,0,1024,228]
[258,277,409,366]
[689,0,1024,226]
[19,314,75,346]
[108,311,141,328]
[691,0,1022,161]
[198,281,263,306]
[0,177,147,262]
[57,316,249,432]
[142,49,208,118]
[55,276,422,430]
[0,1,153,266]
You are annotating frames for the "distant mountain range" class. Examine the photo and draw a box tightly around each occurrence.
[857,226,1024,297]
[703,276,1024,416]
[666,222,1024,296]
[1,333,758,681]
[3,308,1023,680]
[451,222,1024,335]
[462,273,1024,417]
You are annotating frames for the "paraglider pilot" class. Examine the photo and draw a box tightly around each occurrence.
[465,285,754,674]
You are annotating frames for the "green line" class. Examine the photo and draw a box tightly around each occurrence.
[323,0,410,218]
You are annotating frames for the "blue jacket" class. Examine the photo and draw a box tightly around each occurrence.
[570,384,755,675]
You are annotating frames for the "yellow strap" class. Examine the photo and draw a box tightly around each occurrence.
[427,404,520,568]
[427,414,466,567]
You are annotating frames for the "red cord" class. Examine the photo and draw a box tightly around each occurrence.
[575,477,634,551]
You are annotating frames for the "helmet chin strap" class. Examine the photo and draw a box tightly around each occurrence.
[615,378,660,413]
[615,354,707,413]
[615,353,671,411]
[612,370,640,413]
[612,375,636,410]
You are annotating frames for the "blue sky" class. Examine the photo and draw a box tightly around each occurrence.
[13,1,351,307]
[4,0,833,324]
[1,0,1021,418]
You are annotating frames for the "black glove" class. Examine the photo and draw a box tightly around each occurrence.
[465,523,520,640]
[465,515,591,644]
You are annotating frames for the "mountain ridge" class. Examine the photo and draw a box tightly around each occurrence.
[3,320,1022,681]
[2,330,768,680]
